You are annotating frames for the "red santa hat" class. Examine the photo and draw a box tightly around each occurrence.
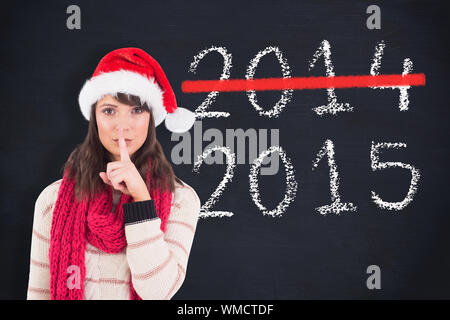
[78,47,195,133]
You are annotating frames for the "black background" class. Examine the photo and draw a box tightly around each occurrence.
[1,0,449,299]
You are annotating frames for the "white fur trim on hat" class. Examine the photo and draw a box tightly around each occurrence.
[165,107,196,133]
[78,70,167,127]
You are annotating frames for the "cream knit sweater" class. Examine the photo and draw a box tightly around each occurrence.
[27,178,200,300]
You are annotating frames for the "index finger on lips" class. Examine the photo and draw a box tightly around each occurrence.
[118,127,131,162]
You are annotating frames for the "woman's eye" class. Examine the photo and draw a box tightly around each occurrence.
[102,107,144,115]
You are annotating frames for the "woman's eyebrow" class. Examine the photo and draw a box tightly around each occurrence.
[99,103,136,108]
[99,103,118,108]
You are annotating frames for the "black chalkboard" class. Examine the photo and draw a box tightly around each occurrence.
[1,0,449,299]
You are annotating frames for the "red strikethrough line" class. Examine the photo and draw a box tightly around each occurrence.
[181,74,426,93]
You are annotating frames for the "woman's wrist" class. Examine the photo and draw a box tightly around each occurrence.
[133,190,151,202]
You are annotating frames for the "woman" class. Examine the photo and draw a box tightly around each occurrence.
[27,48,200,300]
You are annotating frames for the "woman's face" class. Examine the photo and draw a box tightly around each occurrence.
[95,94,150,162]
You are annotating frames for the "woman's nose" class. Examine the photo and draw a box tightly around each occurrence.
[116,126,131,135]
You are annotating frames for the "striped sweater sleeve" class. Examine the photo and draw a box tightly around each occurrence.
[27,180,61,299]
[123,184,200,300]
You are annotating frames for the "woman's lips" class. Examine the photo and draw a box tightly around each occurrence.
[114,139,132,144]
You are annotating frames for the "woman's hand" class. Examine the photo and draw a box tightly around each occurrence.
[99,128,151,202]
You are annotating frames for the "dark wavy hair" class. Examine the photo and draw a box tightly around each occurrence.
[60,92,184,203]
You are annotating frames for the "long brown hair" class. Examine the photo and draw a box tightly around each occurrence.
[60,92,184,203]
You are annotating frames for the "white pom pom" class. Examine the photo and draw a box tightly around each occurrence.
[164,107,196,133]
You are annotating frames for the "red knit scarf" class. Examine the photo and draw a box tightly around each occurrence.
[49,158,173,300]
